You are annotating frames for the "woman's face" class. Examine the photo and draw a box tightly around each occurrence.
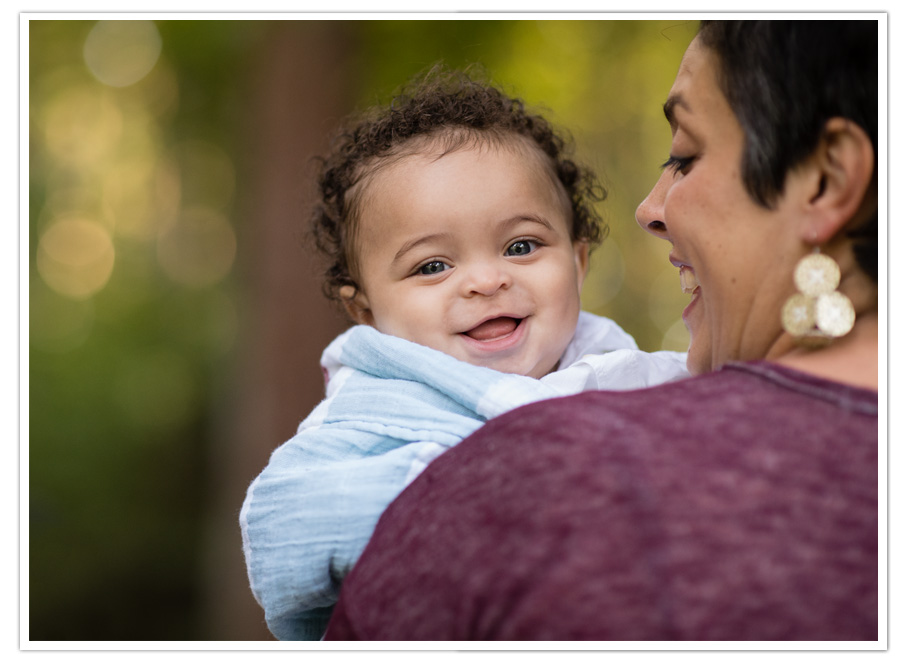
[636,37,809,375]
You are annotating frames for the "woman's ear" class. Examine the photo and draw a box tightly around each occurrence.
[804,117,875,244]
[339,285,374,326]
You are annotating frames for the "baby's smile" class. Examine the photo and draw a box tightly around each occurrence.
[462,316,522,341]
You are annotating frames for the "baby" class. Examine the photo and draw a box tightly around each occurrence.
[240,69,689,640]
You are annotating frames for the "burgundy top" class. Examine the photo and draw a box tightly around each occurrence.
[323,362,878,641]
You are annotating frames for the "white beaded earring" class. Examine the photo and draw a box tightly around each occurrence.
[781,247,856,346]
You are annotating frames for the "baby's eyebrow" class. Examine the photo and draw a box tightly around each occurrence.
[392,232,452,265]
[500,214,558,236]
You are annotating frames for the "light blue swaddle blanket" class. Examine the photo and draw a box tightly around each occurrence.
[240,312,688,640]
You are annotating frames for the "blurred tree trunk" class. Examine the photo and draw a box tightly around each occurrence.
[200,21,354,640]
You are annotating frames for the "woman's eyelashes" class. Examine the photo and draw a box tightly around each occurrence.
[661,154,696,175]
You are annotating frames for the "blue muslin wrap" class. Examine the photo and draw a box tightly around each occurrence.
[240,312,689,639]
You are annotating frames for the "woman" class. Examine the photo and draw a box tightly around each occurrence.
[322,20,879,641]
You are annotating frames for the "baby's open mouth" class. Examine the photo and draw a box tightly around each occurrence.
[464,317,522,341]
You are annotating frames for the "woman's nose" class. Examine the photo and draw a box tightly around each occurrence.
[461,261,511,298]
[635,172,671,239]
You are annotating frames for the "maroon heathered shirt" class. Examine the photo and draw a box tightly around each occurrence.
[324,362,878,641]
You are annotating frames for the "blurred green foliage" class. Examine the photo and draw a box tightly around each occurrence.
[28,18,696,640]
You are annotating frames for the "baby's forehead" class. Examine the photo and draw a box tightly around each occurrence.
[351,130,557,203]
[409,129,552,165]
[363,130,562,189]
[348,128,572,228]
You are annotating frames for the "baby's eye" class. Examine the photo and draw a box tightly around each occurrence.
[418,261,447,275]
[505,240,536,257]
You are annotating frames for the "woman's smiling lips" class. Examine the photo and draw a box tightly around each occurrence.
[678,265,701,321]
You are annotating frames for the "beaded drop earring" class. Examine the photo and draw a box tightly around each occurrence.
[781,247,856,346]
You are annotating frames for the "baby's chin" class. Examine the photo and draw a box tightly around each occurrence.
[520,358,562,379]
[486,357,561,380]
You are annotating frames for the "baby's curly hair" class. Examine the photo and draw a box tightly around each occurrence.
[311,66,608,302]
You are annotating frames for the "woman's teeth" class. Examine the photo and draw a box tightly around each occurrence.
[680,266,699,294]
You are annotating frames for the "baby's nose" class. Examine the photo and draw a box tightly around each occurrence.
[461,262,511,297]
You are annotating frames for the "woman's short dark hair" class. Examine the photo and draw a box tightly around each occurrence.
[697,20,877,281]
[311,66,608,301]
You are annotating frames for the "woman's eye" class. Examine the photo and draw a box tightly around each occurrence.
[505,240,536,257]
[418,261,447,275]
[661,155,696,175]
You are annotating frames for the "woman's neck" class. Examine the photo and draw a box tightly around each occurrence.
[772,313,879,391]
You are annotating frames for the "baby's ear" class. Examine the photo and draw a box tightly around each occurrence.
[339,285,374,326]
[573,239,590,290]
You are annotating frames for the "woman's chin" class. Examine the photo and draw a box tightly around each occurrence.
[685,341,710,376]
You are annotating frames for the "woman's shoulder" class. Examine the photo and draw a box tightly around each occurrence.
[463,360,877,465]
[551,359,877,417]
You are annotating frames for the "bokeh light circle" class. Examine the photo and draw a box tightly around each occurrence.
[37,218,116,300]
[83,20,162,88]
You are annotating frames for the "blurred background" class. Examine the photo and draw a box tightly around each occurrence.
[27,18,696,641]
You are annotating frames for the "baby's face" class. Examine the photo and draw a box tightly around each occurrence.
[345,140,588,379]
